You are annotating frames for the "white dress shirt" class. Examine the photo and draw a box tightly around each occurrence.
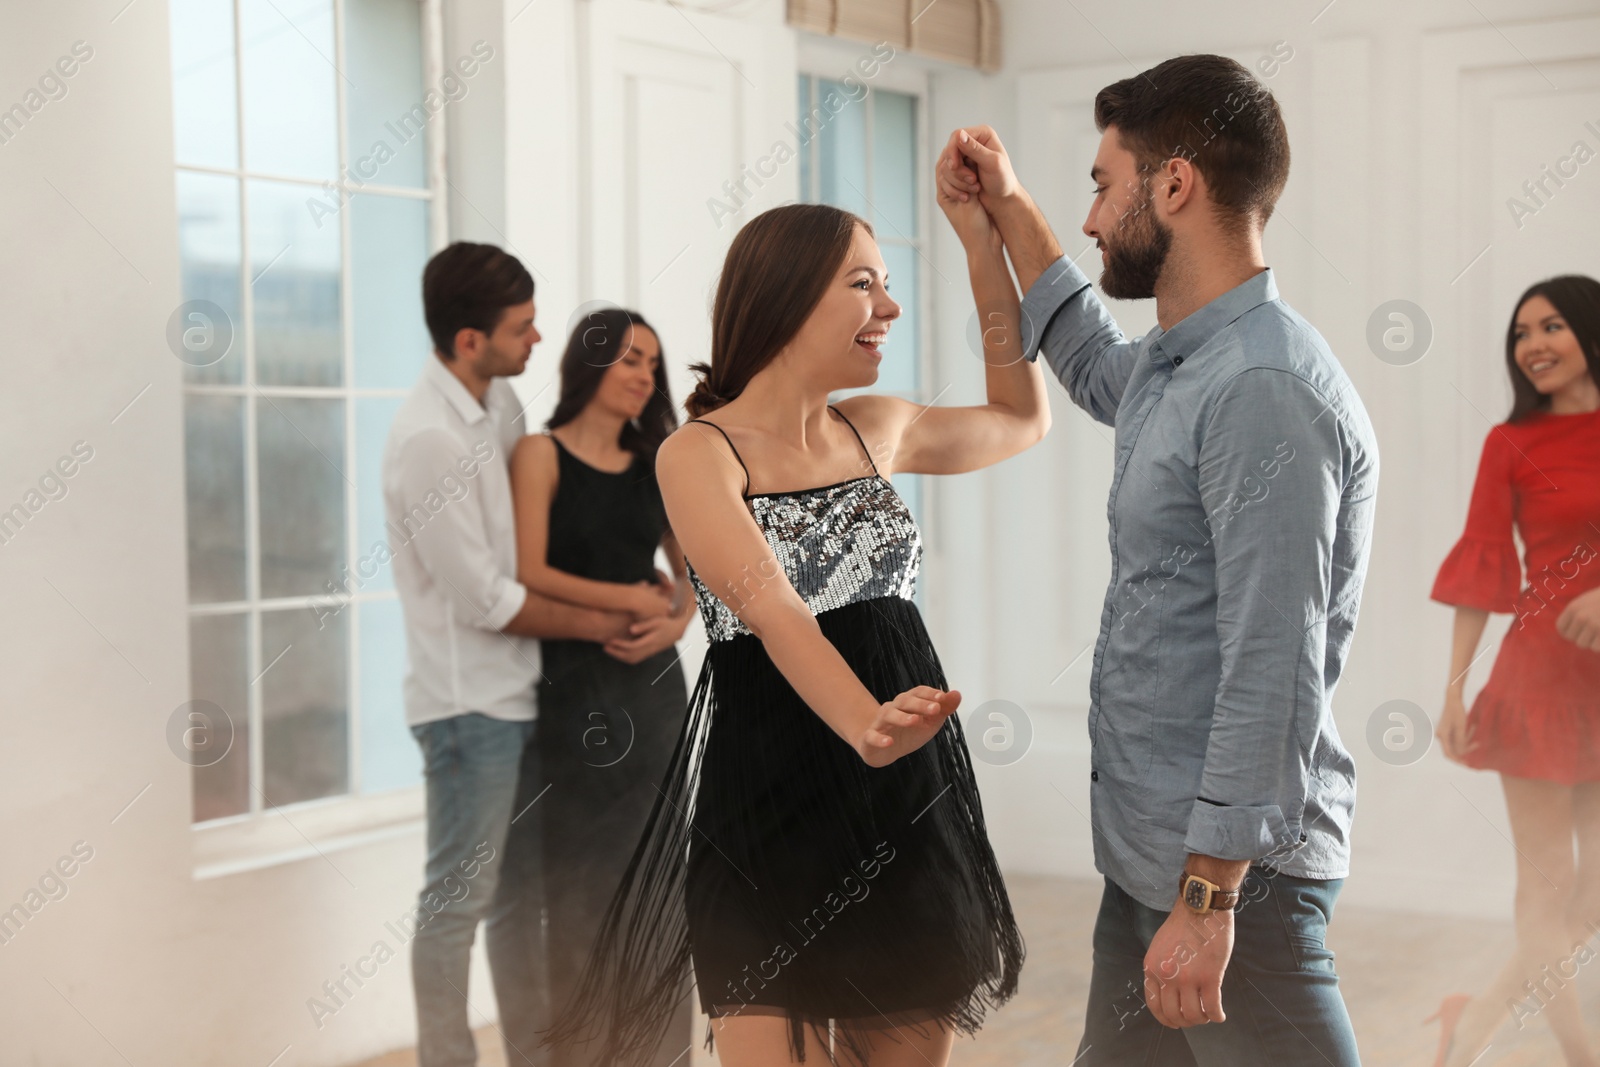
[383,356,540,727]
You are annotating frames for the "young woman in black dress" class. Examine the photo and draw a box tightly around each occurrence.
[501,307,695,1066]
[543,180,1047,1066]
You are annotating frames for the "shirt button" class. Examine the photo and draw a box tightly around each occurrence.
[1173,356,1184,366]
[1090,770,1099,782]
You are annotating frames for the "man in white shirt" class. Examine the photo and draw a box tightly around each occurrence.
[384,242,629,1067]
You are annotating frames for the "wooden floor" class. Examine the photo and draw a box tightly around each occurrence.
[350,874,1598,1067]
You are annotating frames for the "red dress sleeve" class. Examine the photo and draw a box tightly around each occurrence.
[1431,426,1522,612]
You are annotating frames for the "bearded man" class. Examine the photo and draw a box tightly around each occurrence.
[937,53,1378,1067]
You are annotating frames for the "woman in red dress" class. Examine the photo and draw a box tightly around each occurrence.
[1428,275,1600,1067]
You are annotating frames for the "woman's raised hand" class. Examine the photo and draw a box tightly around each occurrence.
[936,149,1000,255]
[856,685,962,768]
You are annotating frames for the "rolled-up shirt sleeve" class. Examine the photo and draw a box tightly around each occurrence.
[394,427,527,631]
[1183,367,1343,863]
[1018,253,1142,425]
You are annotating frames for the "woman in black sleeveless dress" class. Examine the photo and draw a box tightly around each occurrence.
[542,196,1047,1067]
[500,307,694,1067]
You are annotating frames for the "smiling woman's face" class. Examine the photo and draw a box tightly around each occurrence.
[781,224,901,392]
[1514,294,1591,397]
[594,324,659,420]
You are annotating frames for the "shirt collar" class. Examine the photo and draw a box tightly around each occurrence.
[1149,267,1278,365]
[424,355,491,426]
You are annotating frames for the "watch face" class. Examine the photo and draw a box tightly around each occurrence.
[1183,878,1209,910]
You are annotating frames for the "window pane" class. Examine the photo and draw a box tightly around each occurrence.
[239,0,337,179]
[169,0,239,169]
[249,178,343,387]
[796,75,813,200]
[185,394,248,603]
[176,171,244,385]
[877,242,919,395]
[262,605,349,805]
[871,90,917,238]
[359,597,419,792]
[892,470,922,523]
[189,612,251,820]
[258,397,346,598]
[345,0,426,189]
[816,80,868,216]
[352,194,430,388]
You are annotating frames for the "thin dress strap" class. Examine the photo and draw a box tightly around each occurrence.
[687,419,751,498]
[827,404,879,476]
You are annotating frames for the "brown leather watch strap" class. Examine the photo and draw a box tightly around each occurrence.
[1179,872,1240,912]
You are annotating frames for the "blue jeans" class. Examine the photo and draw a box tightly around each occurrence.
[410,713,541,1067]
[1077,870,1361,1066]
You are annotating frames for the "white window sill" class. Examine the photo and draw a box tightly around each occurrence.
[192,787,425,880]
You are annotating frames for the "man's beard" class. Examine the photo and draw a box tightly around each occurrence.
[1099,190,1172,300]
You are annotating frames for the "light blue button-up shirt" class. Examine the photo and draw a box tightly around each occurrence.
[1021,254,1378,911]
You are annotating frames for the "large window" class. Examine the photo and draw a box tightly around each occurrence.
[170,0,441,823]
[797,75,926,523]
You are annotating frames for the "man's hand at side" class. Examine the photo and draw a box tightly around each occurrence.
[1142,855,1248,1028]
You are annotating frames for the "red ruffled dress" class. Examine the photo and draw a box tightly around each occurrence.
[1431,408,1600,783]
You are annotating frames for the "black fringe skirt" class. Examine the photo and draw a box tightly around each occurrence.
[539,594,1024,1066]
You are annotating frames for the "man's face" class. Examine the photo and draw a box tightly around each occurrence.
[477,299,539,377]
[1082,127,1173,301]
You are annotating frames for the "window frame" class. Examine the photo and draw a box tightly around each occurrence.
[177,0,449,866]
[796,37,937,544]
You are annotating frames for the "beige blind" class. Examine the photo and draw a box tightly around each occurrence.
[787,0,1001,73]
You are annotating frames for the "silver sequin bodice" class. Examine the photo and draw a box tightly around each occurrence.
[688,474,922,643]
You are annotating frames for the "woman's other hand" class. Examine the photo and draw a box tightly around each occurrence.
[603,609,689,664]
[1557,587,1600,651]
[628,579,674,619]
[857,686,961,768]
[1436,690,1478,763]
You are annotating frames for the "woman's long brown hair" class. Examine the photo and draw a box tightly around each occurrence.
[546,307,677,462]
[685,203,872,418]
[1505,275,1600,423]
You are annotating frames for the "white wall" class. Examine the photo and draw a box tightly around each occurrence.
[5,0,1599,1063]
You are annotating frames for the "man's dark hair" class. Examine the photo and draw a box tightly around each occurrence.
[1094,54,1290,234]
[421,242,535,360]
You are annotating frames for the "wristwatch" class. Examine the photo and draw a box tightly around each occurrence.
[1178,872,1241,914]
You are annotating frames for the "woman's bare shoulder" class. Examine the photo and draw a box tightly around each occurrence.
[658,420,742,486]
